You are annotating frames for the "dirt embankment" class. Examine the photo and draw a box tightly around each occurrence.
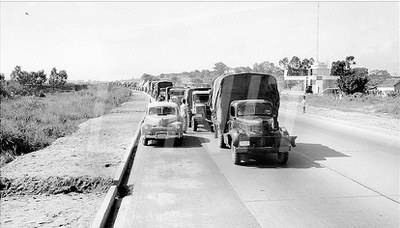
[0,91,149,228]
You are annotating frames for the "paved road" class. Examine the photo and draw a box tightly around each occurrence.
[114,107,400,227]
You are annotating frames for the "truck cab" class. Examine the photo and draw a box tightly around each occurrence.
[191,90,212,131]
[227,99,296,165]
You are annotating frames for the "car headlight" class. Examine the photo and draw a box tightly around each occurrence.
[142,124,151,130]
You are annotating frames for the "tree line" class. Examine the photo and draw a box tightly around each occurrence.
[140,56,396,95]
[1,66,68,97]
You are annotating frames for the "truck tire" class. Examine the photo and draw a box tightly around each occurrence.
[174,137,183,146]
[210,123,215,132]
[277,152,289,165]
[214,125,218,138]
[219,134,226,148]
[193,120,198,131]
[231,144,241,165]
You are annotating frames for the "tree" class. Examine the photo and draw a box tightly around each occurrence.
[279,57,314,76]
[331,56,356,76]
[10,65,33,85]
[49,68,68,90]
[337,67,369,94]
[333,56,369,94]
[279,57,289,70]
[234,66,252,73]
[213,62,228,76]
[253,61,283,76]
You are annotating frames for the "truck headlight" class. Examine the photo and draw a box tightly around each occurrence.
[239,141,250,146]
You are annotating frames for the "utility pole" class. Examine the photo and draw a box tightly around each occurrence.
[317,1,320,62]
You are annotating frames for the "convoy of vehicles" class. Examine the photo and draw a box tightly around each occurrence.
[139,73,297,165]
[210,72,296,165]
[141,101,183,146]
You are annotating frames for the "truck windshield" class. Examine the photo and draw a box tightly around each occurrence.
[193,94,209,103]
[171,90,185,96]
[237,103,272,116]
[148,106,176,116]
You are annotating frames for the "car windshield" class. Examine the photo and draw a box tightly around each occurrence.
[237,102,272,116]
[148,106,176,116]
[193,94,209,103]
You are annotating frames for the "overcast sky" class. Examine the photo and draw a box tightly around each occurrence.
[1,1,398,81]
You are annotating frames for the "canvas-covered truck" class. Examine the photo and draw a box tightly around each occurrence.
[210,72,296,165]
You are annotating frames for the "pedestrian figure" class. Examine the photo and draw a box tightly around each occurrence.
[180,99,188,133]
[301,95,306,113]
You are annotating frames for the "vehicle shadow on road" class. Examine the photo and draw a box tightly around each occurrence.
[243,143,348,169]
[147,135,205,148]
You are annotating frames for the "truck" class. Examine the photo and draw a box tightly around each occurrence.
[166,87,187,105]
[191,90,212,131]
[153,81,173,100]
[210,72,296,165]
[184,87,211,128]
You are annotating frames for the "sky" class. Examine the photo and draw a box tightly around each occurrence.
[0,1,398,81]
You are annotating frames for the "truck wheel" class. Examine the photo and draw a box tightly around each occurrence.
[143,138,149,146]
[277,152,289,165]
[193,120,198,131]
[174,137,183,146]
[219,134,226,148]
[188,117,192,128]
[210,124,215,132]
[231,145,241,165]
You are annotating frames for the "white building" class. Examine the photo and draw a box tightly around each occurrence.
[284,62,339,94]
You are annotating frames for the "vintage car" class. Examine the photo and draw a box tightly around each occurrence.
[191,90,212,131]
[141,102,183,146]
[227,99,296,165]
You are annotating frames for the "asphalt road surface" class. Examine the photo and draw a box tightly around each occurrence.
[114,109,400,227]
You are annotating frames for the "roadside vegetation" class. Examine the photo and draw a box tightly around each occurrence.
[281,93,400,118]
[0,84,132,165]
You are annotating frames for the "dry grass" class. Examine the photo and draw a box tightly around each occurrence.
[281,93,400,117]
[0,85,132,164]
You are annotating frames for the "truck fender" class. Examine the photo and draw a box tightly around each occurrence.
[230,130,240,147]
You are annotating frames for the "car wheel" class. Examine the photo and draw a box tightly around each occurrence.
[231,144,241,165]
[277,152,289,165]
[193,120,197,131]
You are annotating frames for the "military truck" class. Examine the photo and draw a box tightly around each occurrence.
[210,72,296,165]
[184,87,211,128]
[166,87,187,105]
[153,81,173,100]
[191,90,212,131]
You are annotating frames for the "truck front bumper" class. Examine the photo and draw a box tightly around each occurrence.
[235,145,291,154]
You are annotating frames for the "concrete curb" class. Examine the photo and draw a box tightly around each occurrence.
[91,91,149,228]
[91,186,118,228]
[112,114,146,186]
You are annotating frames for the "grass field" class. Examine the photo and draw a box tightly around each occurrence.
[0,84,132,165]
[281,93,400,118]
